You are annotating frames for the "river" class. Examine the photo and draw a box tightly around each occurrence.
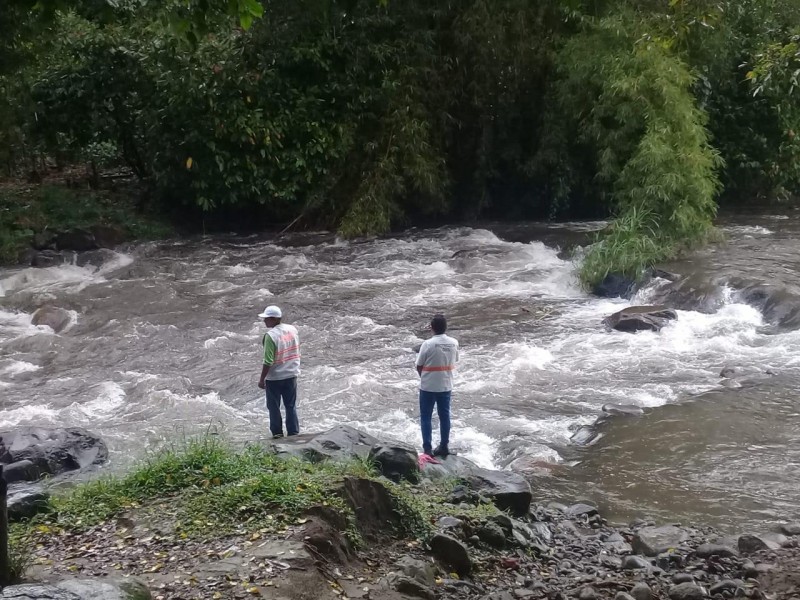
[1,215,798,532]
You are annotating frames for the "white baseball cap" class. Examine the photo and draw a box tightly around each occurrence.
[258,305,282,319]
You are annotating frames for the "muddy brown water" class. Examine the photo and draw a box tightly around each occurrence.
[1,214,799,532]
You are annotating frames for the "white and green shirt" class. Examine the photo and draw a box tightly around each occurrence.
[263,324,301,381]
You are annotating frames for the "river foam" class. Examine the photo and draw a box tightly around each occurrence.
[2,222,800,529]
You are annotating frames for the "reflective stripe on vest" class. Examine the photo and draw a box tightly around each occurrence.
[420,365,455,372]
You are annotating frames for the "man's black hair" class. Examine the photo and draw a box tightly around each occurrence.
[431,314,447,335]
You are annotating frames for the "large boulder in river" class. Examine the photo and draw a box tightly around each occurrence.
[0,427,108,478]
[642,273,724,314]
[32,250,70,268]
[31,306,73,333]
[420,455,532,516]
[89,224,128,249]
[269,425,379,463]
[593,273,636,299]
[32,230,57,251]
[1,578,151,599]
[603,305,678,333]
[76,248,118,269]
[55,228,98,252]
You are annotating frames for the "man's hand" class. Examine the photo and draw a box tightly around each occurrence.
[259,364,270,389]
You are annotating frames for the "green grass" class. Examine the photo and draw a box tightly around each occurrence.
[45,437,373,534]
[388,479,500,540]
[577,205,718,289]
[0,184,173,263]
[9,434,505,584]
[578,208,673,287]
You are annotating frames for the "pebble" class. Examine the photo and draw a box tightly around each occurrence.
[578,586,597,600]
[695,543,738,559]
[668,582,707,600]
[778,522,800,536]
[621,555,651,570]
[631,582,652,600]
[438,516,464,530]
[672,573,695,584]
[709,580,741,595]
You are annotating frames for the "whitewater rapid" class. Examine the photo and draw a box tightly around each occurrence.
[1,220,800,528]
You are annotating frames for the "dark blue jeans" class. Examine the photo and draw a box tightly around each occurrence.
[419,390,451,454]
[266,377,299,436]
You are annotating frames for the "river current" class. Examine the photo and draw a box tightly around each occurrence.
[1,216,799,532]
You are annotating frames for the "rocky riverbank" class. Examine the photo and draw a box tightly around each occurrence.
[4,426,800,600]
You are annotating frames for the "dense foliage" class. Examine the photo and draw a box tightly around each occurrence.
[1,0,799,283]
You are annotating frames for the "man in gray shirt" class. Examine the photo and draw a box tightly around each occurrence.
[416,314,459,457]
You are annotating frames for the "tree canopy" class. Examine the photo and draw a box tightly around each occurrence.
[1,0,799,284]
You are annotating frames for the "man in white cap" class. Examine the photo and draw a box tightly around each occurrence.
[257,305,301,438]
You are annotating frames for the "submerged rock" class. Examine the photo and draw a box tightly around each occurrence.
[56,229,98,252]
[603,305,678,333]
[569,425,603,446]
[565,503,599,518]
[32,231,57,251]
[32,250,69,268]
[593,273,636,299]
[602,404,644,417]
[76,248,118,269]
[89,225,127,249]
[31,306,73,333]
[642,274,723,314]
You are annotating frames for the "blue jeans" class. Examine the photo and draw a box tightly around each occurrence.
[419,390,451,454]
[266,377,299,436]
